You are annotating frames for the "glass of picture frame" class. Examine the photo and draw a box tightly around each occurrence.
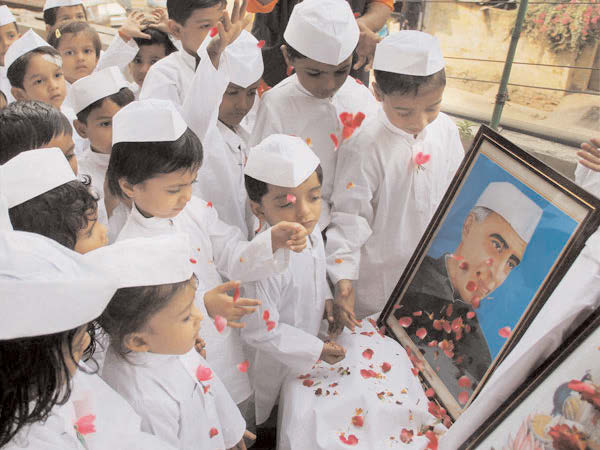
[378,125,600,420]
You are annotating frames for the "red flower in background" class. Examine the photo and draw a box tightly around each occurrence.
[547,424,587,450]
[568,379,600,409]
[74,415,96,435]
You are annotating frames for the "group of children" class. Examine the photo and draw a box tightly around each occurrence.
[0,0,481,447]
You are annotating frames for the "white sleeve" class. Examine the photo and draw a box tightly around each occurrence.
[139,64,181,105]
[211,372,246,448]
[248,93,284,146]
[132,399,182,448]
[95,35,139,72]
[241,281,324,373]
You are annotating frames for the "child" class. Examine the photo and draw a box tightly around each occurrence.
[0,5,19,105]
[129,26,177,92]
[98,233,249,449]
[107,98,308,429]
[241,134,347,425]
[3,147,107,253]
[326,31,465,324]
[0,100,76,172]
[43,0,87,34]
[250,0,378,229]
[194,30,263,238]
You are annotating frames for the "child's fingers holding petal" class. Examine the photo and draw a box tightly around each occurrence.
[235,298,261,307]
[227,320,246,329]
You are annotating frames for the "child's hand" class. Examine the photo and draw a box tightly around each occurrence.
[353,21,381,72]
[194,336,207,358]
[207,0,252,69]
[270,222,308,253]
[578,137,600,173]
[328,280,362,339]
[320,341,346,365]
[204,280,261,328]
[118,10,151,42]
[146,8,170,34]
[227,430,256,450]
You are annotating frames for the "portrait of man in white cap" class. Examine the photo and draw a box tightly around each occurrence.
[395,181,543,400]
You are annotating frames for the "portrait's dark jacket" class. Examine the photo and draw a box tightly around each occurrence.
[395,255,493,399]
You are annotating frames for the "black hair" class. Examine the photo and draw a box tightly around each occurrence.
[373,68,446,97]
[6,46,62,89]
[47,21,101,58]
[0,322,97,446]
[9,179,98,250]
[133,27,177,54]
[282,38,308,61]
[107,127,203,199]
[245,164,323,203]
[43,4,87,27]
[97,278,193,359]
[76,87,135,124]
[0,101,72,165]
[167,0,225,26]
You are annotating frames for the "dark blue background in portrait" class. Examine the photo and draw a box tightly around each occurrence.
[427,153,578,359]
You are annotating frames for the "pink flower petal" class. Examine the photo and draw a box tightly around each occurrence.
[351,415,364,427]
[196,365,213,382]
[457,390,469,405]
[262,310,270,321]
[303,379,314,387]
[458,375,472,388]
[381,362,391,373]
[214,315,227,333]
[425,388,435,398]
[233,286,240,303]
[400,428,414,443]
[286,194,296,204]
[209,427,219,438]
[209,27,218,37]
[362,348,374,360]
[74,414,96,435]
[415,328,427,339]
[498,326,512,338]
[266,320,276,331]
[398,316,412,328]
[466,311,475,319]
[257,39,265,48]
[414,152,431,166]
[237,360,249,373]
[330,133,339,149]
[339,433,359,445]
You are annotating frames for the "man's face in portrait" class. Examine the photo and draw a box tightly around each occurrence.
[450,210,527,305]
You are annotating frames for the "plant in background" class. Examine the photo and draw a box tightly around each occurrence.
[457,120,476,140]
[523,0,600,54]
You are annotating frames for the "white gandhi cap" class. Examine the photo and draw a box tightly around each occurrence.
[284,0,359,66]
[4,29,51,71]
[72,66,129,114]
[474,181,543,243]
[245,134,320,188]
[0,230,117,339]
[222,30,264,89]
[85,233,195,288]
[0,148,77,209]
[373,31,445,76]
[112,99,188,145]
[43,0,84,11]
[0,5,16,26]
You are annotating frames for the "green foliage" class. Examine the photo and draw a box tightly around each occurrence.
[456,120,476,139]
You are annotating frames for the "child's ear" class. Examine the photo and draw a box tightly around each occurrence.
[73,119,88,139]
[372,81,383,103]
[249,200,266,222]
[118,178,137,199]
[280,45,292,68]
[168,19,183,41]
[11,86,29,102]
[45,24,52,35]
[123,332,150,353]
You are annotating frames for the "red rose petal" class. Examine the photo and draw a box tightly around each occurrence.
[458,375,472,388]
[498,326,511,338]
[209,427,219,438]
[266,320,276,331]
[425,388,435,398]
[381,362,391,373]
[352,111,366,128]
[303,379,314,387]
[196,365,213,382]
[398,316,412,328]
[466,281,477,292]
[286,194,296,204]
[425,430,438,450]
[351,415,364,427]
[262,310,270,321]
[257,39,265,48]
[466,311,475,319]
[412,310,422,316]
[206,201,213,208]
[330,133,339,149]
[362,348,374,360]
[339,433,359,446]
[428,340,438,347]
[415,328,427,340]
[400,428,414,443]
[237,360,249,373]
[203,385,210,394]
[457,390,469,405]
[214,315,227,333]
[189,257,197,264]
[209,27,218,37]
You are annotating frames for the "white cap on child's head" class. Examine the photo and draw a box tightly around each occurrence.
[43,0,84,11]
[112,99,188,145]
[0,230,117,339]
[85,233,197,288]
[222,30,264,89]
[0,148,76,209]
[245,134,320,188]
[283,0,359,66]
[373,31,445,76]
[4,29,50,71]
[0,5,16,26]
[72,66,129,114]
[474,182,543,244]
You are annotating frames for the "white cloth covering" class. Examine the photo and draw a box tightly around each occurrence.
[115,196,288,404]
[0,5,15,26]
[250,74,378,229]
[277,319,447,450]
[101,348,245,449]
[43,0,83,11]
[326,108,464,318]
[241,227,331,424]
[71,66,128,114]
[4,30,49,71]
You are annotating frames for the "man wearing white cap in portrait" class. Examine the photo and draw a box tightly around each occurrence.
[0,5,19,105]
[395,181,543,398]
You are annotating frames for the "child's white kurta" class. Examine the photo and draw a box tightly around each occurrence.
[250,75,378,229]
[241,227,331,424]
[115,196,288,404]
[5,366,173,450]
[102,348,245,449]
[575,162,600,198]
[0,65,15,103]
[326,108,464,319]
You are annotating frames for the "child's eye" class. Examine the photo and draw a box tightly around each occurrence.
[84,48,92,54]
[33,78,43,85]
[64,50,73,56]
[55,71,64,79]
[248,90,257,97]
[133,57,142,64]
[335,69,347,75]
[306,72,320,78]
[99,121,111,128]
[312,194,321,201]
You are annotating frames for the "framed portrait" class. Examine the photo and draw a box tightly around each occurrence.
[378,125,600,420]
[462,307,600,448]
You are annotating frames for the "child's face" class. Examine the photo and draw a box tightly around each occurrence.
[13,53,67,109]
[218,80,259,128]
[251,171,322,235]
[73,211,108,254]
[131,278,203,355]
[57,32,98,83]
[375,83,445,137]
[63,325,91,377]
[45,131,77,174]
[74,98,121,154]
[51,5,87,29]
[123,168,198,219]
[169,4,224,56]
[0,23,19,66]
[129,44,168,87]
[284,49,352,100]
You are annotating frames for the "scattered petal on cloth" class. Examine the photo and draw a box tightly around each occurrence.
[335,258,344,264]
[346,182,355,189]
[457,391,469,405]
[206,201,213,208]
[209,27,217,37]
[354,77,363,85]
[237,360,249,373]
[381,362,391,373]
[351,415,364,427]
[360,369,379,379]
[189,258,197,264]
[214,315,227,333]
[330,133,339,149]
[196,365,213,382]
[286,194,297,204]
[209,427,219,438]
[257,39,265,48]
[303,379,314,387]
[339,433,359,446]
[414,152,431,167]
[74,415,96,435]
[262,310,270,321]
[412,310,422,316]
[398,317,412,328]
[498,326,512,338]
[415,328,427,340]
[425,431,438,450]
[362,348,374,360]
[458,375,472,388]
[266,320,276,331]
[233,286,240,303]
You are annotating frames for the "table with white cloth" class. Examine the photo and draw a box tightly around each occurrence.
[277,319,446,449]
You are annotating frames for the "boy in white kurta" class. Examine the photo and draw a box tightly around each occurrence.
[240,135,347,425]
[326,31,465,321]
[250,0,378,229]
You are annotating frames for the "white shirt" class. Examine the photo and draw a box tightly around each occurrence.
[0,65,15,104]
[241,227,331,424]
[116,196,288,404]
[102,348,245,449]
[326,108,464,318]
[575,162,600,199]
[250,75,378,229]
[139,49,195,108]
